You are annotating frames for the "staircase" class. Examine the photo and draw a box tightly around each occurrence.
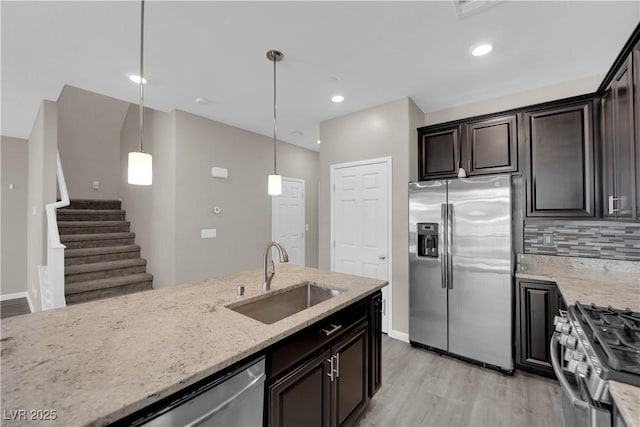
[57,199,153,304]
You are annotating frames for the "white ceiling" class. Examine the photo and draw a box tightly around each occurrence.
[2,1,639,152]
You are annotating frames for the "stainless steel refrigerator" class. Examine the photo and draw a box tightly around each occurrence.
[409,174,513,371]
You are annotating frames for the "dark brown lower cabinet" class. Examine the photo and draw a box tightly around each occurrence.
[269,325,369,427]
[269,350,332,427]
[368,293,382,397]
[515,279,564,378]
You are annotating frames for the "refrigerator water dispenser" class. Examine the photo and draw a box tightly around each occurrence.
[417,223,438,257]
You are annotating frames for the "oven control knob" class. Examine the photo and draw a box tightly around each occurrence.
[566,336,578,350]
[572,351,585,362]
[560,324,572,335]
[553,315,568,326]
[576,363,590,378]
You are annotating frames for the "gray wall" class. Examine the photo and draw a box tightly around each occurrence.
[424,74,603,125]
[26,100,58,311]
[1,136,28,295]
[319,97,424,336]
[173,110,319,285]
[58,86,129,199]
[120,105,177,288]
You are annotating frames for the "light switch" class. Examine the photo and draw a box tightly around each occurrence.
[201,229,217,239]
[305,224,309,231]
[92,181,99,190]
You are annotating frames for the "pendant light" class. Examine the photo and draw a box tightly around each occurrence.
[128,0,152,185]
[266,49,283,196]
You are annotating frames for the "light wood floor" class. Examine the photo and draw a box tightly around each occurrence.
[358,335,561,427]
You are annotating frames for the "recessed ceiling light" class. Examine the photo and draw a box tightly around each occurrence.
[471,43,493,57]
[317,140,321,144]
[331,95,344,103]
[195,97,209,105]
[129,75,147,84]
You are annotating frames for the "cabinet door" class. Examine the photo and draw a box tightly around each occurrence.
[613,55,637,219]
[418,125,461,180]
[332,324,368,427]
[466,114,518,175]
[524,101,595,217]
[368,292,382,398]
[603,87,617,218]
[269,350,332,427]
[516,280,559,377]
[635,43,640,220]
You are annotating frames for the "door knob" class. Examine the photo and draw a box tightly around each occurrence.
[379,255,386,260]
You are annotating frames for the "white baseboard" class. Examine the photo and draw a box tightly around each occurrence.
[1,292,28,301]
[0,292,34,313]
[388,329,409,343]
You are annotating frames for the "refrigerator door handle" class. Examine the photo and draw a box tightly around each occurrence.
[447,203,453,290]
[441,203,447,288]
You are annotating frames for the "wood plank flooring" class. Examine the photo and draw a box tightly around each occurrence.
[1,298,30,319]
[358,335,560,427]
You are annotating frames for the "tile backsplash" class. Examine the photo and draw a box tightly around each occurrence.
[523,220,640,261]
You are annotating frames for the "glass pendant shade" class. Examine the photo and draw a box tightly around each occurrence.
[268,174,282,195]
[128,151,153,185]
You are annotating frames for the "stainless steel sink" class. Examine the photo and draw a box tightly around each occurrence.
[228,282,345,324]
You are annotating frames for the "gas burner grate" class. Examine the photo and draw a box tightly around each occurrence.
[576,303,640,375]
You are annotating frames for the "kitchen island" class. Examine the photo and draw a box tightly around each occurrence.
[516,255,640,427]
[0,265,387,427]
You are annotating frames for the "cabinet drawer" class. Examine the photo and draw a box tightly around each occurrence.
[269,300,367,379]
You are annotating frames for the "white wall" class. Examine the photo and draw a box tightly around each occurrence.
[26,100,58,311]
[319,97,424,336]
[1,136,28,296]
[58,86,129,199]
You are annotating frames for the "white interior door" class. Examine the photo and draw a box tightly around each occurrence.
[272,177,305,266]
[331,158,390,333]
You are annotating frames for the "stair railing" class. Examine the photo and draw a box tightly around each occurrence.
[41,151,69,310]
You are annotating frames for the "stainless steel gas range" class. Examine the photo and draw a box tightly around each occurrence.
[552,303,640,427]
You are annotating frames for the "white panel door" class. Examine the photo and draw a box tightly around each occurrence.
[272,178,305,266]
[332,160,389,332]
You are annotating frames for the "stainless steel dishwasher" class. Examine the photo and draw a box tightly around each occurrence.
[139,357,265,427]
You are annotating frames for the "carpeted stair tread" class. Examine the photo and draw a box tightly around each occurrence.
[64,245,141,266]
[57,221,130,235]
[65,199,122,210]
[65,258,147,275]
[65,273,153,295]
[57,209,125,221]
[60,232,135,242]
[65,245,140,257]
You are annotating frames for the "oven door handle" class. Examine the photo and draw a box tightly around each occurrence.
[550,333,589,409]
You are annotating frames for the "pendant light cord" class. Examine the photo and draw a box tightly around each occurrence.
[139,0,145,153]
[272,54,277,174]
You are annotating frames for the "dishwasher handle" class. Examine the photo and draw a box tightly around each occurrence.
[185,372,266,427]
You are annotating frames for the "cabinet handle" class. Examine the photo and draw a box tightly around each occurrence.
[320,323,342,336]
[335,354,340,379]
[608,195,621,215]
[327,357,334,382]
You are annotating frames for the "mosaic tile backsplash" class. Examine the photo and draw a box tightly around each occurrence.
[524,221,640,261]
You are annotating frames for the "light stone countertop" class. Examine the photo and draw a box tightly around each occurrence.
[515,257,640,427]
[0,265,387,427]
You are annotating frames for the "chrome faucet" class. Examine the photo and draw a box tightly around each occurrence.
[263,241,289,292]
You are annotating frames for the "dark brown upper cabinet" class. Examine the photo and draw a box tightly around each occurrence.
[465,114,518,176]
[524,99,596,217]
[602,53,637,220]
[418,125,461,180]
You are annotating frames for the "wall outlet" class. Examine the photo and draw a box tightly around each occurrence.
[543,233,554,246]
[201,229,217,239]
[92,181,100,190]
